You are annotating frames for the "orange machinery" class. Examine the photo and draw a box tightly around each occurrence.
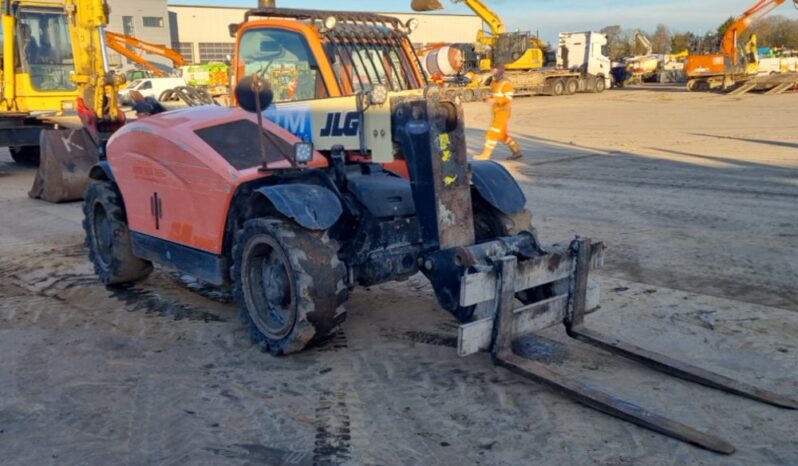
[105,31,187,77]
[685,0,796,90]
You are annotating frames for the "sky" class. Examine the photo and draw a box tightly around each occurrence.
[170,0,798,43]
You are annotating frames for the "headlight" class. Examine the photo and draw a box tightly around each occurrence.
[61,100,75,113]
[323,16,338,31]
[293,141,314,165]
[369,84,388,105]
[406,18,419,32]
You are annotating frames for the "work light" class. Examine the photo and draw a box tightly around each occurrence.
[369,84,389,105]
[293,141,314,165]
[324,16,338,31]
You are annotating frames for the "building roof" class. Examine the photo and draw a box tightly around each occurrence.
[166,3,477,17]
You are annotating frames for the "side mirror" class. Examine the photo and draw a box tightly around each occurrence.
[234,75,274,113]
[228,23,240,38]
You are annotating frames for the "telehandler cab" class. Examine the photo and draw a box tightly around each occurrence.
[83,7,795,454]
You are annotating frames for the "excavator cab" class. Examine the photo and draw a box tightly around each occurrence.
[5,5,79,109]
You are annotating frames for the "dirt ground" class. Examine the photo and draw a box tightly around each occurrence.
[1,86,796,465]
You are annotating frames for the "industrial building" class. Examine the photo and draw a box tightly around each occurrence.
[105,1,481,68]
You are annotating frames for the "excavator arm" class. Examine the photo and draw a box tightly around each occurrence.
[105,31,186,78]
[63,0,124,142]
[721,0,792,64]
[412,0,505,36]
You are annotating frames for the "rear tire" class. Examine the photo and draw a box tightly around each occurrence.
[83,180,152,285]
[463,88,476,102]
[551,79,565,96]
[9,146,40,166]
[565,78,579,95]
[233,218,349,355]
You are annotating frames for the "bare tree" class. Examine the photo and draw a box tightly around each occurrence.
[651,24,672,54]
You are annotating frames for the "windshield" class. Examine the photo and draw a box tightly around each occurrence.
[328,37,422,94]
[16,7,77,92]
[238,28,327,102]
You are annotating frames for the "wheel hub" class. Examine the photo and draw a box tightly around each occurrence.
[244,237,296,339]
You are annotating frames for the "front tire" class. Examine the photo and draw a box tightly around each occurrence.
[83,180,152,285]
[233,218,349,355]
[595,76,607,93]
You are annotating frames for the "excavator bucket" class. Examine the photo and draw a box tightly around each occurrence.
[28,128,99,203]
[457,238,797,454]
[411,0,444,11]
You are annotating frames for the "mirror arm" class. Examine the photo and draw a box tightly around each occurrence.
[356,91,369,156]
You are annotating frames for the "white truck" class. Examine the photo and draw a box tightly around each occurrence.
[554,31,612,92]
[500,31,611,97]
[118,77,187,105]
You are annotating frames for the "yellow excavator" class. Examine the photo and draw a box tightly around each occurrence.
[413,0,611,96]
[413,0,546,71]
[1,0,125,202]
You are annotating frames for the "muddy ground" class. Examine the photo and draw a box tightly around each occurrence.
[1,87,796,465]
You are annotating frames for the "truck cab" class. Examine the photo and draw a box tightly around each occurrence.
[556,31,612,90]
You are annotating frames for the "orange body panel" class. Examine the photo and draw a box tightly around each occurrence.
[685,54,727,78]
[107,106,329,255]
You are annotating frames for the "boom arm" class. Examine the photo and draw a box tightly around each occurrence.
[412,0,506,36]
[105,31,186,78]
[457,0,505,36]
[64,0,124,140]
[721,0,790,63]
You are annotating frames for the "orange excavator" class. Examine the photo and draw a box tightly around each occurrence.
[104,31,186,77]
[685,0,797,91]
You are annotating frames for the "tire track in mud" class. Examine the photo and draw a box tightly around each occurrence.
[312,389,353,465]
[311,330,354,465]
[0,243,230,325]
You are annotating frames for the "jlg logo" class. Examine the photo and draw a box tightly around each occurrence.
[320,112,360,137]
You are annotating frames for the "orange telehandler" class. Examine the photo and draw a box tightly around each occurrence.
[82,5,795,456]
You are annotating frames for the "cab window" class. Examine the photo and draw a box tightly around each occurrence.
[238,28,328,102]
[16,7,77,92]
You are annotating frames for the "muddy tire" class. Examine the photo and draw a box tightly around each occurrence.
[550,79,566,96]
[475,200,558,306]
[83,180,152,285]
[473,197,533,242]
[9,146,40,166]
[233,218,348,355]
[565,78,579,95]
[595,76,606,93]
[463,88,476,102]
[452,197,536,322]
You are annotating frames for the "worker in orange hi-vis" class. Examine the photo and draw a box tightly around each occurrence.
[474,65,523,161]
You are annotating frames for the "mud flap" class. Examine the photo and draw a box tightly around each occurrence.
[28,129,99,203]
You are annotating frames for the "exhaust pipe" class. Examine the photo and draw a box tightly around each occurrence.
[259,0,275,7]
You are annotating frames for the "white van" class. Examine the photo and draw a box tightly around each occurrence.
[119,77,186,104]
